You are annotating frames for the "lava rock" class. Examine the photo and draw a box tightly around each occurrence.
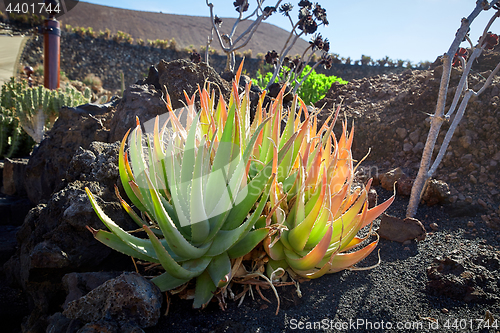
[396,176,413,196]
[421,179,450,206]
[2,158,29,197]
[368,188,378,208]
[427,251,500,303]
[136,65,161,90]
[379,167,405,191]
[62,271,124,309]
[24,103,116,205]
[157,59,231,112]
[4,141,135,332]
[63,272,162,328]
[378,213,426,242]
[108,83,166,142]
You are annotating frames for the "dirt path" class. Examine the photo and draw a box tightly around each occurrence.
[0,35,27,85]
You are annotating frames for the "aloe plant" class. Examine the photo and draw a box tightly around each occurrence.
[86,64,299,308]
[86,61,393,309]
[242,82,394,279]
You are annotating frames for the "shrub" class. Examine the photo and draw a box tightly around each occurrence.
[74,27,86,38]
[104,28,111,40]
[82,73,103,92]
[360,55,371,66]
[85,27,96,38]
[169,38,178,50]
[113,31,133,44]
[255,65,347,105]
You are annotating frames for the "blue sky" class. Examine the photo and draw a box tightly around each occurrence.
[81,0,500,64]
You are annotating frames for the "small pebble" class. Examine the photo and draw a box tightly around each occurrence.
[402,240,412,245]
[441,308,449,314]
[477,198,488,209]
[430,223,439,231]
[260,304,268,310]
[467,221,475,228]
[403,247,410,251]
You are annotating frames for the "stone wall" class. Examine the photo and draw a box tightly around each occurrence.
[21,31,411,92]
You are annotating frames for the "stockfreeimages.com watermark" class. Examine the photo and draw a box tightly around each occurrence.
[289,318,440,331]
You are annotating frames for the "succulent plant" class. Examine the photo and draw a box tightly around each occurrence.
[86,64,298,308]
[0,77,91,157]
[14,84,91,143]
[1,78,91,157]
[86,61,393,309]
[245,86,394,279]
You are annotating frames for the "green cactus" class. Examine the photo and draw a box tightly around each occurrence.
[0,78,30,158]
[14,84,91,143]
[0,78,91,157]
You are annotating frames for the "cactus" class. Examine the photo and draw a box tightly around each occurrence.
[14,84,91,143]
[120,71,125,97]
[0,78,91,157]
[0,78,31,158]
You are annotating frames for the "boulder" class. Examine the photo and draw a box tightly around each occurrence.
[63,272,162,328]
[379,167,405,191]
[2,158,29,197]
[24,101,117,205]
[421,179,450,206]
[108,83,166,143]
[378,213,426,243]
[157,59,231,111]
[4,141,136,332]
[62,271,124,309]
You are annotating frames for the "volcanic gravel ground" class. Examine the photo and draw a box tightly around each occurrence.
[145,187,500,333]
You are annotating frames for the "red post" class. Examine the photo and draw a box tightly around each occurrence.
[43,17,60,90]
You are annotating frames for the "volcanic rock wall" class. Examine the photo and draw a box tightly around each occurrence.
[21,31,409,92]
[315,65,500,213]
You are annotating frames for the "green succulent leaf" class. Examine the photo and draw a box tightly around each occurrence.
[206,252,231,288]
[143,224,210,280]
[146,174,211,259]
[193,270,217,309]
[92,229,159,263]
[151,271,190,292]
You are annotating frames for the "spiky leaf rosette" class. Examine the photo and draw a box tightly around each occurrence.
[85,63,299,308]
[254,90,395,279]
